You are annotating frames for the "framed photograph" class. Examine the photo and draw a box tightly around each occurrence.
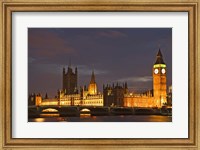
[0,0,199,149]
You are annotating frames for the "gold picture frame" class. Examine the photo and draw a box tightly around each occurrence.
[0,0,199,149]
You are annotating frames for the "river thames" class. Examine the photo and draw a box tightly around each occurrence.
[29,115,172,122]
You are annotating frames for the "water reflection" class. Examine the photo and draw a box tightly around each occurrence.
[34,118,45,122]
[80,114,91,118]
[40,114,59,117]
[29,115,172,122]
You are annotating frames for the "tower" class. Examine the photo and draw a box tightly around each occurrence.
[153,49,167,107]
[62,64,78,95]
[88,70,97,95]
[103,83,126,107]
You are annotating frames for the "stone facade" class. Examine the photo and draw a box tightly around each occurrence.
[103,83,128,107]
[62,66,78,95]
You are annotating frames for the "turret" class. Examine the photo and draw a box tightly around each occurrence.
[125,82,127,89]
[88,70,97,95]
[75,67,78,75]
[90,70,95,84]
[63,59,78,95]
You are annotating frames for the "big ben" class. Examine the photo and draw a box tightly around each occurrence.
[153,49,167,107]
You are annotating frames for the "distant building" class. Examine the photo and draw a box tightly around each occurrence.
[28,93,42,106]
[103,83,128,107]
[28,93,35,106]
[35,95,42,106]
[167,85,172,106]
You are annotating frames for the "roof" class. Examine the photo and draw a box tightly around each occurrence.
[90,70,96,84]
[154,49,165,64]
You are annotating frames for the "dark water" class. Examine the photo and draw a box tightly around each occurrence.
[29,115,172,122]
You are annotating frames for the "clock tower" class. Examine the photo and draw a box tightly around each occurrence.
[153,49,167,107]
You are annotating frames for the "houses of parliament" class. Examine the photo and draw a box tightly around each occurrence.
[29,49,169,108]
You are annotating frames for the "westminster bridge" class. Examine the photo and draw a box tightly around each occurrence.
[28,105,166,118]
[29,105,108,117]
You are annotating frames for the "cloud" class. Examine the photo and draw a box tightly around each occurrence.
[76,65,108,75]
[117,76,152,83]
[96,30,127,38]
[28,57,36,63]
[115,76,153,93]
[30,63,108,76]
[29,63,62,75]
[28,29,75,59]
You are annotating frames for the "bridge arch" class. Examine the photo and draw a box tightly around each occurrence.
[80,108,91,117]
[80,108,91,113]
[42,108,59,112]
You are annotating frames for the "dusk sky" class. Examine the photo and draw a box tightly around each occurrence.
[28,28,172,98]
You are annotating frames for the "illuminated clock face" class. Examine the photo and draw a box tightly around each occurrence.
[161,68,166,74]
[154,69,159,74]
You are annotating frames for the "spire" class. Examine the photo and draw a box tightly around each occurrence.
[125,82,128,89]
[67,58,72,73]
[154,49,165,64]
[75,67,77,74]
[157,49,162,57]
[90,70,96,84]
[68,57,71,68]
[63,67,65,73]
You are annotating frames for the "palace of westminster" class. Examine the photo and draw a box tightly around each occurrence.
[29,49,172,108]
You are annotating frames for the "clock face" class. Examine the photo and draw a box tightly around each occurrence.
[154,69,159,74]
[161,68,166,74]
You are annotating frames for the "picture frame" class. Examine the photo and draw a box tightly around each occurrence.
[0,0,199,149]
